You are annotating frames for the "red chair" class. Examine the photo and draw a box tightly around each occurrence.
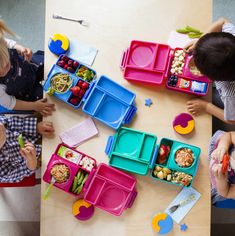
[0,173,37,187]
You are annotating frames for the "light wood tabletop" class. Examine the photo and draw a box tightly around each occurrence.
[41,0,212,235]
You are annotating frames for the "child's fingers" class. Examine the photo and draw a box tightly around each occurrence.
[25,147,36,157]
[40,111,49,117]
[20,148,30,159]
[44,122,55,131]
[28,147,36,156]
[212,165,219,177]
[42,110,52,116]
[39,98,47,103]
[42,108,54,116]
[24,142,34,148]
[44,103,56,109]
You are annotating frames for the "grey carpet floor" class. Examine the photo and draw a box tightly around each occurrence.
[0,0,45,51]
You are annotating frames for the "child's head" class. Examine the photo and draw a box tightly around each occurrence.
[0,20,14,77]
[193,32,235,81]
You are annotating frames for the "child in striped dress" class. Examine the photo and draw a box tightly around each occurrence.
[0,115,54,183]
[185,18,235,124]
[209,130,235,204]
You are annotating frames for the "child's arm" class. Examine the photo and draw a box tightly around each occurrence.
[14,98,55,116]
[5,38,32,61]
[206,103,235,125]
[205,17,230,33]
[20,142,38,170]
[0,85,55,116]
[184,18,230,52]
[13,43,32,61]
[211,131,232,162]
[37,121,55,137]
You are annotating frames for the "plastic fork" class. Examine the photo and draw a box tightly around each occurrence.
[52,14,89,27]
[169,193,196,214]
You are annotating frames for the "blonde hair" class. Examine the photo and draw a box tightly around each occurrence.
[0,20,15,69]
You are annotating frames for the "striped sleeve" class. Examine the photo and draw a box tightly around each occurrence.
[223,97,235,121]
[222,22,235,36]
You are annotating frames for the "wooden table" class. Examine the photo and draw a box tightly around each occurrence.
[41,0,212,235]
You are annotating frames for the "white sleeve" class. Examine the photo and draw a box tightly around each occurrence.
[0,84,16,110]
[5,38,16,49]
[222,22,235,36]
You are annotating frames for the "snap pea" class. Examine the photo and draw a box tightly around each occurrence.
[188,32,203,38]
[46,87,55,96]
[18,134,25,148]
[185,25,202,34]
[176,28,191,34]
[72,176,78,192]
[77,172,85,185]
[75,184,83,194]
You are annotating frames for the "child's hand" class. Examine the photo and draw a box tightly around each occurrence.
[21,47,32,61]
[0,123,6,148]
[212,163,227,180]
[14,44,33,61]
[183,39,198,53]
[211,146,227,163]
[37,121,55,137]
[34,98,56,116]
[19,142,37,170]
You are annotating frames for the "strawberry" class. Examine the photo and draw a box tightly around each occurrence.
[78,89,85,98]
[69,98,79,106]
[81,82,89,90]
[73,61,79,69]
[68,60,73,66]
[70,86,81,96]
[158,144,171,164]
[159,145,168,157]
[64,64,68,69]
[67,67,75,73]
[61,55,69,62]
[57,60,65,67]
[77,80,83,87]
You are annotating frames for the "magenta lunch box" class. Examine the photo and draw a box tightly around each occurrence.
[43,143,137,216]
[120,40,211,96]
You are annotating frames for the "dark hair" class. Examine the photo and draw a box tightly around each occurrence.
[193,32,235,81]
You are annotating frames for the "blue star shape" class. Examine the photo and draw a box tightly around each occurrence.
[145,98,153,107]
[180,223,188,231]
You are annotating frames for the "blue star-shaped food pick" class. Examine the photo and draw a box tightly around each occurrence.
[180,223,188,231]
[145,98,153,107]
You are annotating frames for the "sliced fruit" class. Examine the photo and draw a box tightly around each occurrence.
[81,82,89,90]
[70,86,81,96]
[69,98,79,106]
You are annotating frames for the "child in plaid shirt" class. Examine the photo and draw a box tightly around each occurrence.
[0,115,54,182]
